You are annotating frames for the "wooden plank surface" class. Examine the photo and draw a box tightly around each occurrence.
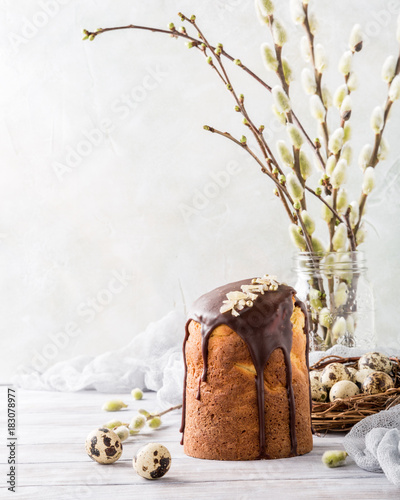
[0,387,398,499]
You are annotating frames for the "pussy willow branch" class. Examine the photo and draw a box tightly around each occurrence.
[187,17,292,223]
[334,49,358,166]
[84,18,325,170]
[328,188,338,251]
[302,3,329,157]
[186,14,297,225]
[304,185,343,224]
[190,14,274,172]
[119,403,183,428]
[204,126,285,188]
[268,15,289,95]
[294,116,326,169]
[206,122,327,317]
[354,46,400,236]
[203,53,228,86]
[264,13,307,212]
[355,99,393,235]
[83,16,331,252]
[151,403,183,419]
[84,14,386,251]
[275,43,289,95]
[266,13,307,212]
[188,13,308,234]
[343,208,357,251]
[206,124,299,228]
[306,183,356,258]
[204,126,317,250]
[300,8,361,249]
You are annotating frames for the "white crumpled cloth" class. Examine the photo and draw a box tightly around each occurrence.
[344,406,400,487]
[13,310,186,408]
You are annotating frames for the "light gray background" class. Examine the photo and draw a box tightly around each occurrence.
[1,0,399,382]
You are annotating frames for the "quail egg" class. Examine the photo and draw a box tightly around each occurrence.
[310,378,328,402]
[85,428,123,464]
[346,367,357,384]
[362,371,394,395]
[329,380,360,402]
[358,352,392,374]
[321,363,352,389]
[133,443,171,480]
[355,368,377,385]
[309,370,322,382]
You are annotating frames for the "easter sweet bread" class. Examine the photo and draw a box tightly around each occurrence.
[180,275,313,460]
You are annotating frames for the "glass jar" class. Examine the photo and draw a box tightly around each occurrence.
[292,251,375,352]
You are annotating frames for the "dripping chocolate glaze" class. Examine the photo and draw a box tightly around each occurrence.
[180,278,310,459]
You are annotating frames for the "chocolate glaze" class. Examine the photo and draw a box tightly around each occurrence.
[295,299,313,426]
[180,278,310,458]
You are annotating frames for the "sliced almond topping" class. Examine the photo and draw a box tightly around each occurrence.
[219,274,280,316]
[226,291,248,301]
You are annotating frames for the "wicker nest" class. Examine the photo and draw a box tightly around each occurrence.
[310,355,400,432]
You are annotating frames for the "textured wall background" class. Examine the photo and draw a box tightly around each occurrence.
[1,0,400,382]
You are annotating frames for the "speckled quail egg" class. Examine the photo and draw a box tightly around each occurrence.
[362,371,394,395]
[133,443,171,480]
[321,363,352,389]
[346,367,357,384]
[358,352,392,374]
[310,378,328,402]
[329,380,360,402]
[309,370,322,382]
[355,368,377,385]
[85,428,123,464]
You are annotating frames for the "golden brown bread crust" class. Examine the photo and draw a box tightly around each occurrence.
[183,301,313,460]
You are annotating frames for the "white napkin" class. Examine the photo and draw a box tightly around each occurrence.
[13,310,186,409]
[344,405,400,487]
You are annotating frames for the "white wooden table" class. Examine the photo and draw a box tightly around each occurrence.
[1,386,399,499]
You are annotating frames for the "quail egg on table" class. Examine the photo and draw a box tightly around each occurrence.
[320,363,352,389]
[133,443,171,479]
[329,380,360,402]
[310,378,328,402]
[362,372,394,395]
[358,352,392,374]
[85,428,123,464]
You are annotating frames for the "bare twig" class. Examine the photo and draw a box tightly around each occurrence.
[305,185,342,224]
[328,188,338,251]
[344,208,357,251]
[203,125,300,226]
[151,403,183,419]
